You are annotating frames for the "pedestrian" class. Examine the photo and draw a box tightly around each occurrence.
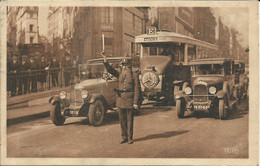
[102,53,141,144]
[62,52,72,87]
[49,55,60,87]
[28,56,38,92]
[73,55,80,83]
[8,54,20,96]
[18,55,30,95]
[38,56,48,91]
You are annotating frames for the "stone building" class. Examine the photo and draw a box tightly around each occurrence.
[193,7,216,44]
[47,7,145,62]
[16,7,39,45]
[7,7,39,59]
[157,7,194,37]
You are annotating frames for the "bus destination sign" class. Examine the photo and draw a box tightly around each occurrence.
[146,26,156,35]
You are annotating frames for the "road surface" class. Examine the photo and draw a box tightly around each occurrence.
[7,100,249,158]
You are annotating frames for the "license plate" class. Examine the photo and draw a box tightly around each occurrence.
[194,105,208,110]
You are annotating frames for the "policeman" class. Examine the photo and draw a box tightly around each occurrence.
[103,53,141,144]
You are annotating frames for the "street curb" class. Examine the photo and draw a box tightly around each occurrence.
[7,87,71,110]
[7,111,50,126]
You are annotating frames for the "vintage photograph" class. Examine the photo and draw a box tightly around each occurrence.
[1,1,259,165]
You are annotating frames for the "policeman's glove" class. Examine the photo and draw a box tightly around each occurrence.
[133,104,138,110]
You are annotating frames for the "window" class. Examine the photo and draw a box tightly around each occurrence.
[30,37,34,44]
[101,7,113,23]
[30,24,33,32]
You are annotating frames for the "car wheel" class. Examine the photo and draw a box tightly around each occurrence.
[218,99,227,120]
[50,102,66,126]
[88,99,105,126]
[176,99,185,118]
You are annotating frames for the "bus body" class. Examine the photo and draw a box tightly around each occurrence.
[135,27,218,103]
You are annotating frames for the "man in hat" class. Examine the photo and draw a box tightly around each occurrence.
[18,55,30,95]
[102,53,141,144]
[62,52,73,87]
[49,55,60,87]
[28,56,38,92]
[8,54,20,96]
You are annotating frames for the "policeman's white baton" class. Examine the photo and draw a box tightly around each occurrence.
[102,34,105,52]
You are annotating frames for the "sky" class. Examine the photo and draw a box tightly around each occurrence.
[38,7,249,48]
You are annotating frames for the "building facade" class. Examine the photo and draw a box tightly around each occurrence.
[193,7,216,44]
[47,7,145,62]
[7,7,39,59]
[16,7,39,45]
[157,7,194,37]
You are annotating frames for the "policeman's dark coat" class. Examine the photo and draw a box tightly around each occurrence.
[104,62,141,109]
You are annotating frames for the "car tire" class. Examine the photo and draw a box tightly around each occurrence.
[176,99,185,118]
[219,99,227,120]
[50,102,66,126]
[88,99,105,126]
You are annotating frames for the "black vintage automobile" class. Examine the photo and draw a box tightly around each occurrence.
[49,57,130,126]
[175,58,240,119]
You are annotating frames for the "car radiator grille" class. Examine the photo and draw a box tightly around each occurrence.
[70,89,84,104]
[193,85,207,102]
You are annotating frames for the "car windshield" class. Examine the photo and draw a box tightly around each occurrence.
[192,64,224,76]
[79,62,121,81]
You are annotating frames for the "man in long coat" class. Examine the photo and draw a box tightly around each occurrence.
[8,54,20,96]
[103,54,141,144]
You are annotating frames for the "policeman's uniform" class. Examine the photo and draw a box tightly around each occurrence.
[104,58,141,144]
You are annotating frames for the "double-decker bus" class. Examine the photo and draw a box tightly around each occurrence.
[135,26,218,104]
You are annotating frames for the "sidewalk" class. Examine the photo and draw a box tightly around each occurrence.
[7,86,72,126]
[7,86,71,110]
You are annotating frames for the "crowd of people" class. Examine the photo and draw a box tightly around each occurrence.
[7,52,80,97]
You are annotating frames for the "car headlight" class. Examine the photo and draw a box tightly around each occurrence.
[81,90,89,99]
[184,87,192,95]
[59,91,67,100]
[209,86,216,94]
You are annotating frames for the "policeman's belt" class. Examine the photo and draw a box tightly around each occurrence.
[114,88,133,97]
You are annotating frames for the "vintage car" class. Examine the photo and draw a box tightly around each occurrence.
[49,57,131,126]
[175,58,239,120]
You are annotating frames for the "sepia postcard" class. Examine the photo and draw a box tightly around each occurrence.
[0,0,259,165]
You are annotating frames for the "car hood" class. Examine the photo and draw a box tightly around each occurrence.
[192,76,224,86]
[74,78,107,90]
[140,56,172,75]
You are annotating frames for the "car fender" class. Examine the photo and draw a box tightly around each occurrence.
[88,94,106,104]
[216,90,226,99]
[175,91,187,100]
[49,95,70,108]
